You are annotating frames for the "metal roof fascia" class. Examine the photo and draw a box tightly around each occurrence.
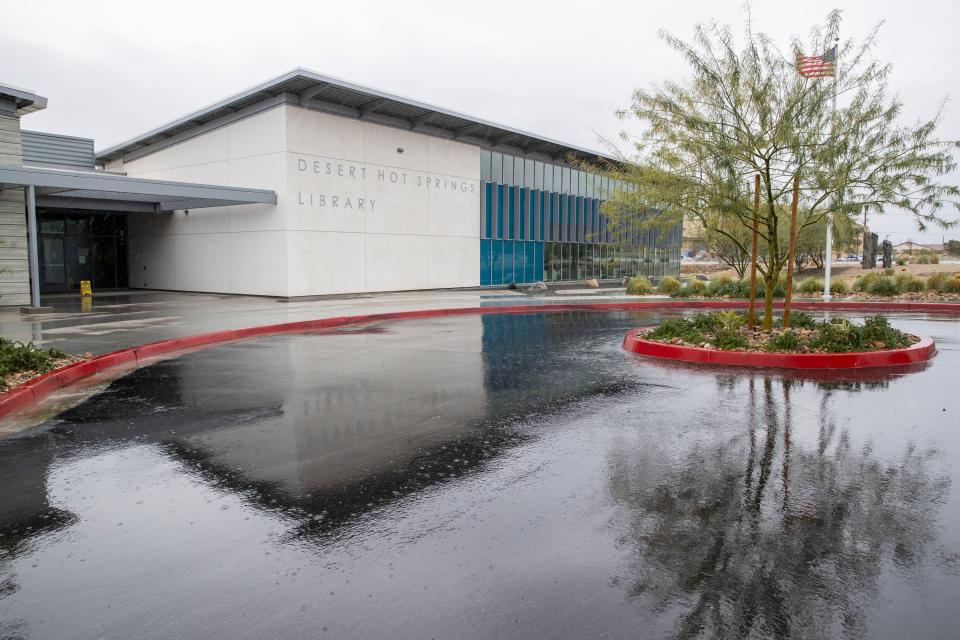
[95,68,616,164]
[0,164,276,206]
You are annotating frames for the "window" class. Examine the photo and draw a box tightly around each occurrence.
[502,154,514,187]
[561,167,571,194]
[544,163,554,192]
[513,155,524,186]
[480,149,491,183]
[491,152,503,184]
[525,158,535,189]
[534,161,544,190]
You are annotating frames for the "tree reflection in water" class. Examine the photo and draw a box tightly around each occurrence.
[608,375,952,639]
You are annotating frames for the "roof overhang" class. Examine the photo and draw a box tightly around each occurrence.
[0,164,276,213]
[0,84,48,116]
[96,68,618,167]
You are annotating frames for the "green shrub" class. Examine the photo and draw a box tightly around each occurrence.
[0,339,68,385]
[830,279,849,295]
[853,272,882,292]
[713,327,748,350]
[940,276,960,294]
[707,277,750,298]
[867,276,899,296]
[657,276,682,295]
[894,272,925,293]
[926,272,951,291]
[883,267,895,276]
[674,278,707,297]
[626,276,653,295]
[788,311,817,329]
[765,329,803,352]
[916,251,940,265]
[896,257,906,266]
[810,318,867,352]
[798,277,824,294]
[860,315,911,348]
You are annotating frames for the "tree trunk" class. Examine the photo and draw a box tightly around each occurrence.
[763,273,775,330]
[783,173,800,327]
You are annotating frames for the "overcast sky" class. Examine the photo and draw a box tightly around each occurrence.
[3,0,958,244]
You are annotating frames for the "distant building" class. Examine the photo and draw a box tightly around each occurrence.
[892,241,943,254]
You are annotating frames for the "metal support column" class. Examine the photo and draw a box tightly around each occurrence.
[25,184,41,308]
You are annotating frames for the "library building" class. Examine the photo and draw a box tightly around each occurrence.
[0,70,680,307]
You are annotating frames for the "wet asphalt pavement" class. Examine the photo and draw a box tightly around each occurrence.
[1,310,959,639]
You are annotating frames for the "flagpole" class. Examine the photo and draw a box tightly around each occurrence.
[823,36,839,302]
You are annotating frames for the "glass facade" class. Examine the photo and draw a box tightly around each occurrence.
[479,150,680,286]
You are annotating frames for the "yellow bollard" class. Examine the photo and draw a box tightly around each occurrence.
[80,280,92,297]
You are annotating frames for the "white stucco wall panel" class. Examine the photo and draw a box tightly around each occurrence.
[174,233,231,292]
[286,108,365,160]
[362,125,429,172]
[286,231,366,296]
[428,183,480,238]
[364,233,430,292]
[428,137,481,180]
[228,231,287,296]
[428,236,480,289]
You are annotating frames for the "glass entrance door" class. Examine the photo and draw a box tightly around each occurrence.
[37,210,128,293]
[66,236,92,290]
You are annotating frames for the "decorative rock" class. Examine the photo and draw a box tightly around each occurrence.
[585,279,599,289]
[527,281,548,292]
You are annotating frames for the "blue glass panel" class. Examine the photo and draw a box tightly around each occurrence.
[483,183,492,238]
[480,239,491,286]
[503,188,517,240]
[519,188,526,240]
[491,240,503,285]
[534,241,544,281]
[525,241,535,283]
[496,185,504,239]
[503,241,514,284]
[538,192,545,241]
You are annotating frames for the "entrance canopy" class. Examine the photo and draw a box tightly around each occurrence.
[0,164,276,213]
[1,163,276,308]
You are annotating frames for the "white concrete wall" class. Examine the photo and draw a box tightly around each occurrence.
[118,106,290,296]
[284,106,480,296]
[117,102,481,297]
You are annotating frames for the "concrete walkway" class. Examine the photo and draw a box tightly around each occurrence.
[0,288,641,355]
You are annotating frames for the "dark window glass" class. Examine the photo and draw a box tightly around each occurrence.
[66,215,90,236]
[40,216,65,234]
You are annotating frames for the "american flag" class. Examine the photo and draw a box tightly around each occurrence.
[796,46,837,78]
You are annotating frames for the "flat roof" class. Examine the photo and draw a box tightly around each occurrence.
[0,164,276,213]
[96,68,615,166]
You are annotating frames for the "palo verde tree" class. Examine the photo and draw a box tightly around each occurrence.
[593,10,959,328]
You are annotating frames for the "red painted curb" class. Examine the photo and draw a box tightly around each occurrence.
[623,329,937,370]
[2,299,958,421]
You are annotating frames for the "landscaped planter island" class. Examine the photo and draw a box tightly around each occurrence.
[622,312,936,370]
